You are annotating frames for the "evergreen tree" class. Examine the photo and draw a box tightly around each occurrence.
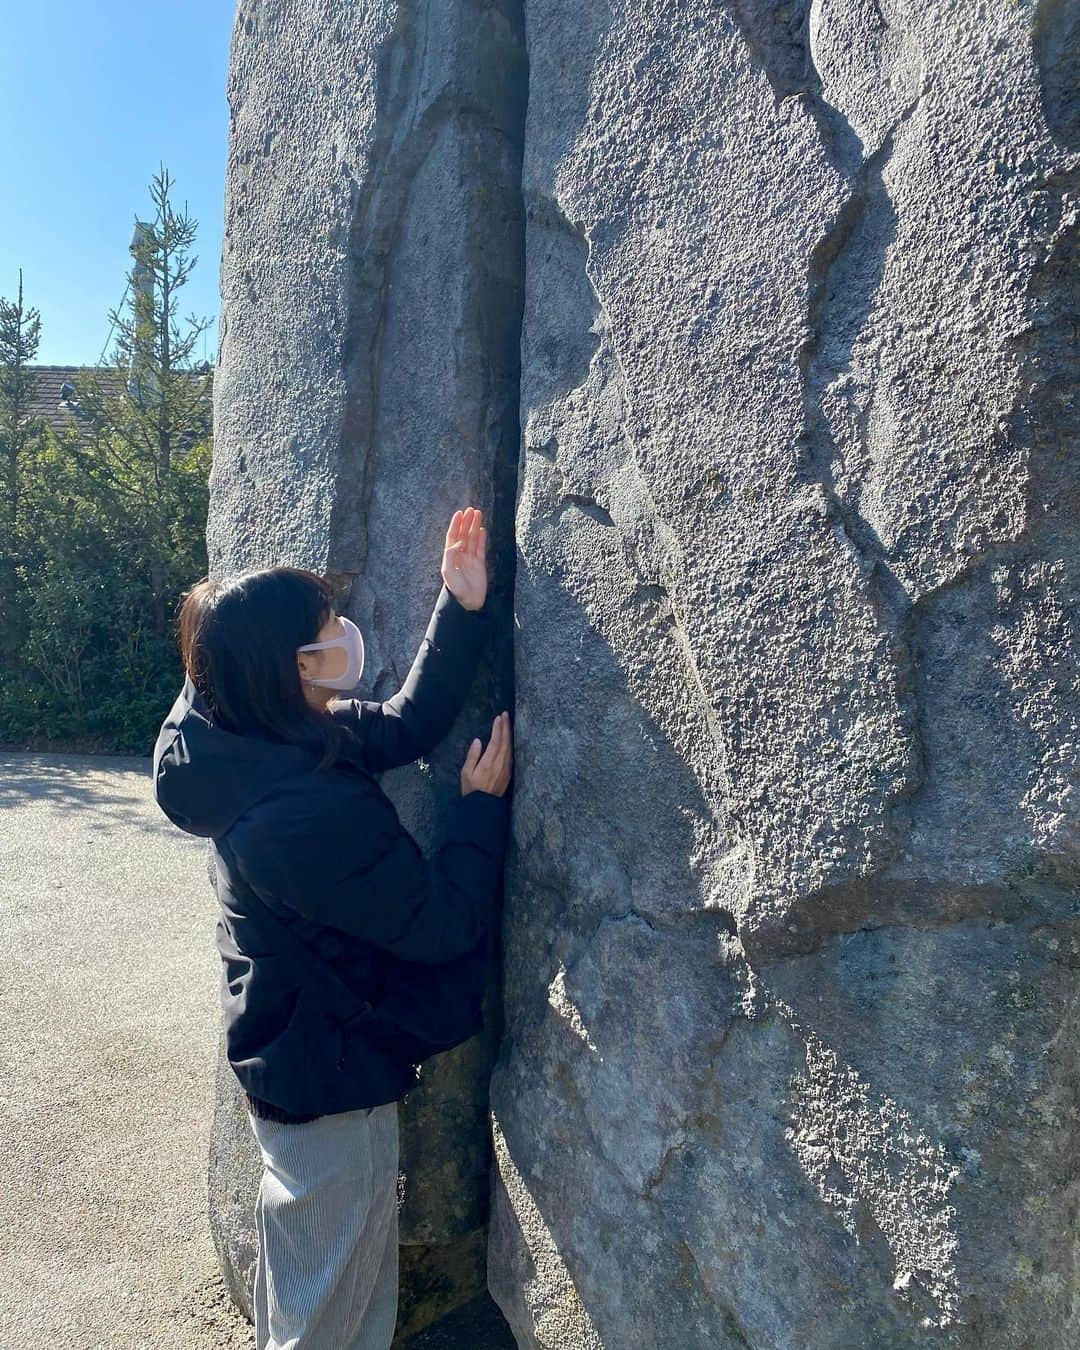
[0,165,213,750]
[64,163,213,636]
[0,268,44,522]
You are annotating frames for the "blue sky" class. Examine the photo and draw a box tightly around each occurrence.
[2,2,234,366]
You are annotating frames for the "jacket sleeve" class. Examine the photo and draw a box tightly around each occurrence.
[230,776,510,964]
[326,582,492,774]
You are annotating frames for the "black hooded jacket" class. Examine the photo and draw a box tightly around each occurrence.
[151,582,509,1120]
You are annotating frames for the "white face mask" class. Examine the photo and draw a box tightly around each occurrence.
[297,615,366,690]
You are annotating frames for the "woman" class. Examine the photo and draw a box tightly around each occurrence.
[151,505,512,1349]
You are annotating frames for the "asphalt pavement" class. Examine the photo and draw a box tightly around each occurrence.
[0,748,252,1349]
[0,747,516,1349]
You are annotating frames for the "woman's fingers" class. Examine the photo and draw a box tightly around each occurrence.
[479,712,505,764]
[464,711,511,794]
[489,711,510,771]
[445,506,487,563]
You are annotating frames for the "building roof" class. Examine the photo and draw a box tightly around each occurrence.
[22,363,213,443]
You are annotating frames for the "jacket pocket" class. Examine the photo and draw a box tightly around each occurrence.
[231,980,346,1113]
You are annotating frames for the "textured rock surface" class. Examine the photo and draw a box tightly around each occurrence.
[209,0,1078,1343]
[207,0,526,1331]
[487,0,1079,1345]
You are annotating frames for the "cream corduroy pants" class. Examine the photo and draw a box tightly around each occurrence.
[246,1100,400,1350]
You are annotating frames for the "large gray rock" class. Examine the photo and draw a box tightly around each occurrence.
[487,0,1078,1345]
[208,0,1078,1343]
[207,0,526,1333]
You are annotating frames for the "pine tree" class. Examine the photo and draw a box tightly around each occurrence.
[0,268,44,522]
[63,163,214,634]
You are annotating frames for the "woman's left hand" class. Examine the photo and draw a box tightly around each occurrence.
[441,506,488,611]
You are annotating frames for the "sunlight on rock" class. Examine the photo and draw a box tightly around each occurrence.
[547,960,602,1057]
[773,993,961,1329]
[491,1112,606,1349]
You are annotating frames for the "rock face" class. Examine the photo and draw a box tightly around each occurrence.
[487,0,1079,1346]
[207,0,526,1333]
[210,0,1078,1344]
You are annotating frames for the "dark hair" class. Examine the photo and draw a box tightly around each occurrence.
[174,566,348,772]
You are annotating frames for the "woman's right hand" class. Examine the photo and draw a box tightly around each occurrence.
[461,710,512,797]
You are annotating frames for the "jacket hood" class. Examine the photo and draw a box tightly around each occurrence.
[152,674,322,838]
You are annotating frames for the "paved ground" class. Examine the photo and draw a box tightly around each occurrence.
[0,748,515,1349]
[0,749,252,1349]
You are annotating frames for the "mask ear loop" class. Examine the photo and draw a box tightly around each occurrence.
[299,633,348,693]
[297,634,351,652]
